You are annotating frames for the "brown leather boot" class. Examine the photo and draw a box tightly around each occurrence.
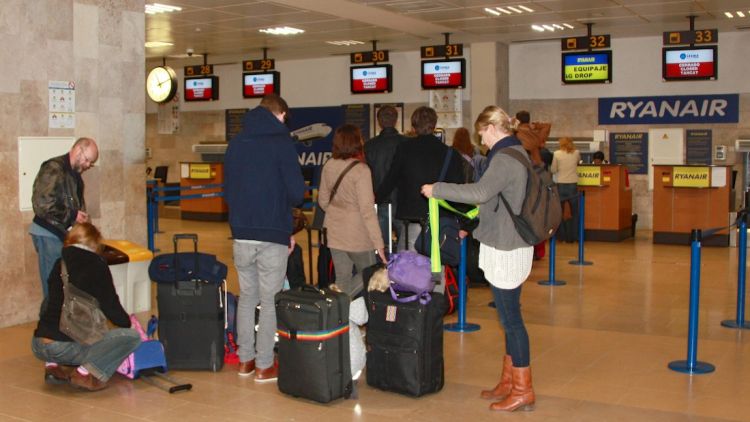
[490,366,535,412]
[70,371,108,392]
[480,355,513,399]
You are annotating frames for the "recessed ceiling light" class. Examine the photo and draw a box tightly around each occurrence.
[725,11,734,18]
[519,5,534,13]
[737,11,746,17]
[496,7,512,14]
[507,6,522,13]
[563,23,574,29]
[531,25,545,32]
[145,3,182,15]
[145,41,173,48]
[326,40,365,46]
[259,26,304,35]
[542,24,555,31]
[484,7,501,16]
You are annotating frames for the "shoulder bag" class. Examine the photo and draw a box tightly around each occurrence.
[59,259,109,345]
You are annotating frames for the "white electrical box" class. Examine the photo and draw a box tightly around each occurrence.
[714,145,727,161]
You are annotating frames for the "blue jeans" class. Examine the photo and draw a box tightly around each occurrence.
[557,183,579,242]
[30,233,63,298]
[233,240,287,369]
[491,284,530,367]
[31,328,141,381]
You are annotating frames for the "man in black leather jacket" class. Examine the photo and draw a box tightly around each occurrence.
[29,137,98,298]
[365,105,406,251]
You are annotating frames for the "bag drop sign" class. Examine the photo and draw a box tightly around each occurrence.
[599,94,739,125]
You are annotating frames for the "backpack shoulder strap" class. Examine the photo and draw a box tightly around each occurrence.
[437,148,453,183]
[495,147,533,212]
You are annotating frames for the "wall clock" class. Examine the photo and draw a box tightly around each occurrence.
[146,66,177,103]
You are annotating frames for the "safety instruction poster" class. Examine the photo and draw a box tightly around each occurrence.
[48,80,75,129]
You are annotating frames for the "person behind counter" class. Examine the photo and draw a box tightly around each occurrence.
[31,223,140,392]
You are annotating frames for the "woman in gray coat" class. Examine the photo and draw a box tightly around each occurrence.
[421,105,535,412]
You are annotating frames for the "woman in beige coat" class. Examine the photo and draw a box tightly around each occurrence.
[319,124,386,297]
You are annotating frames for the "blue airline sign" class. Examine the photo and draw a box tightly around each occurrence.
[598,94,739,125]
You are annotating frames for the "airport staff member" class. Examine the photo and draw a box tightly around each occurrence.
[29,137,98,298]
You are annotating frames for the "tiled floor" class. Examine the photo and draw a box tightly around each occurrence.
[2,217,749,421]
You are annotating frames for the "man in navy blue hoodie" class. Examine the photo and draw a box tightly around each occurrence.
[224,94,305,383]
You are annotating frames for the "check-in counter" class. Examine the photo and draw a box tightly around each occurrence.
[180,162,228,221]
[652,165,730,246]
[576,164,632,241]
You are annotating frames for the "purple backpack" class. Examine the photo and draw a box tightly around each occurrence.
[387,251,434,304]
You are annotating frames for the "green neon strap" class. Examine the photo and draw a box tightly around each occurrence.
[436,199,479,220]
[429,198,441,273]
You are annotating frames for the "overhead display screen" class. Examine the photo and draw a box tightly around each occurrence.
[184,76,219,101]
[562,51,612,84]
[243,72,280,98]
[350,65,392,94]
[663,46,717,81]
[421,59,466,89]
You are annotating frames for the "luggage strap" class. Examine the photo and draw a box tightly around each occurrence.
[276,324,349,341]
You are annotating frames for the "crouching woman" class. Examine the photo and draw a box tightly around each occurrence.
[31,222,141,391]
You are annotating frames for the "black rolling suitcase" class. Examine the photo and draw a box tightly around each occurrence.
[275,286,351,403]
[365,290,447,397]
[149,234,227,371]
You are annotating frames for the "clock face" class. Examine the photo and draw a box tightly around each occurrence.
[146,66,177,103]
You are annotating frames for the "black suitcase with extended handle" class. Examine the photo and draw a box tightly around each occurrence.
[150,233,226,371]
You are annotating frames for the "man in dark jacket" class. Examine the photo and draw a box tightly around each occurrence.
[365,105,406,251]
[224,94,305,383]
[376,106,465,252]
[29,137,98,298]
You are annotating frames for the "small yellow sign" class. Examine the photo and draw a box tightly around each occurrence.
[672,166,709,188]
[189,164,212,179]
[577,166,601,186]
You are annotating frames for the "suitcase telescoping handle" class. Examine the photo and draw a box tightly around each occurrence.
[172,233,199,284]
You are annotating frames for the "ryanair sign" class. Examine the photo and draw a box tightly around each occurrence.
[672,166,710,188]
[599,94,739,125]
[577,166,602,186]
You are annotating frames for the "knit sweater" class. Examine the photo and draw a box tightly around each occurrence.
[551,150,581,184]
[432,141,529,251]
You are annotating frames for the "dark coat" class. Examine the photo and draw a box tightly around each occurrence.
[224,106,306,245]
[365,127,407,205]
[375,134,465,220]
[34,246,130,341]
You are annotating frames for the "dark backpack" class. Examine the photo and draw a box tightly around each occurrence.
[498,148,562,245]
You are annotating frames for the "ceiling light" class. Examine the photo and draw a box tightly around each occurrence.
[145,41,173,48]
[553,24,564,29]
[519,5,534,12]
[484,7,501,16]
[326,40,365,46]
[737,11,746,17]
[725,11,734,18]
[145,3,182,15]
[507,6,522,13]
[259,26,304,35]
[531,25,545,32]
[543,24,555,31]
[563,23,574,29]
[496,7,512,14]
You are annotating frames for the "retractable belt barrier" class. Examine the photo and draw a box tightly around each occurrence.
[568,191,593,266]
[669,210,748,374]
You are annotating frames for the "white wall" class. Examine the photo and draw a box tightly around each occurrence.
[147,49,473,113]
[510,31,750,100]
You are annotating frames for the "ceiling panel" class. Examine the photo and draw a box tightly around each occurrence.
[145,0,746,59]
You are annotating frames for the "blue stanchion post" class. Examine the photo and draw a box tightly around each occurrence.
[445,237,481,333]
[146,181,155,252]
[722,212,750,329]
[669,229,715,374]
[570,191,593,266]
[538,235,566,286]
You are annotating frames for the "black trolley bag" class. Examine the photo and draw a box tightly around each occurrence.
[365,290,447,397]
[149,234,227,371]
[275,285,351,403]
